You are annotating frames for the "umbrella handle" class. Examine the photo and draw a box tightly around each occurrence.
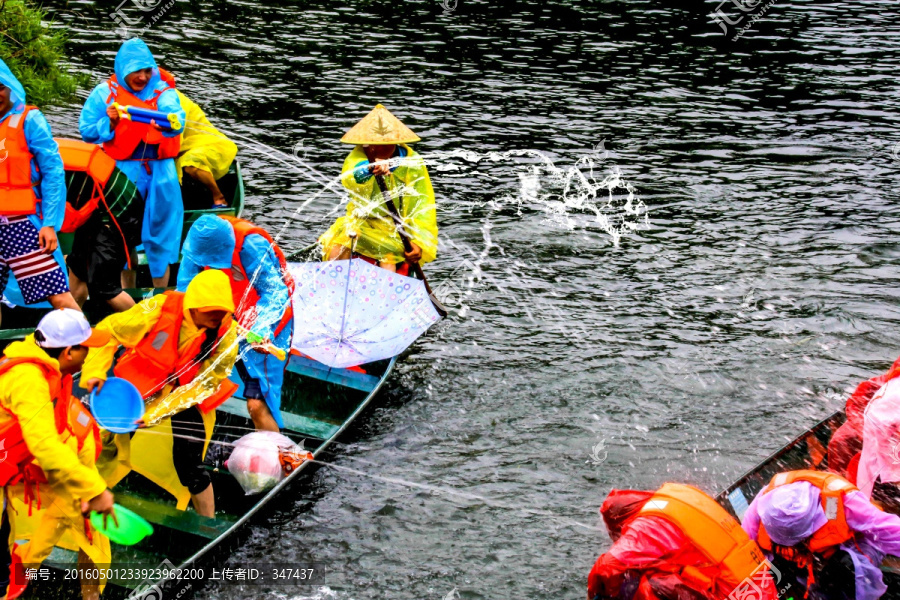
[374,175,448,317]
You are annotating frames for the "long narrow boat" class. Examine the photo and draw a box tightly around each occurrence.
[716,411,900,590]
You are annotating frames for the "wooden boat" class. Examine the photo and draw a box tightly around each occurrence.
[716,410,900,589]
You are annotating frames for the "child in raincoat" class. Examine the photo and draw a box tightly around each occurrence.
[0,310,115,600]
[174,90,238,207]
[178,215,292,432]
[0,58,79,323]
[320,104,438,272]
[79,38,186,288]
[82,271,238,517]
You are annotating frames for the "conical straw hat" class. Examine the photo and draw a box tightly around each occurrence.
[340,104,421,145]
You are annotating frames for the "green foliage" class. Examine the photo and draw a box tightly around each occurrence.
[0,0,85,107]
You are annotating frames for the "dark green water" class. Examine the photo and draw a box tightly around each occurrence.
[39,0,900,597]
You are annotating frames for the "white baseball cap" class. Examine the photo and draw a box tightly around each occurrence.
[35,309,110,349]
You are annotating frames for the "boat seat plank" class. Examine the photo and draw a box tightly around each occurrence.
[216,398,339,439]
[287,354,380,393]
[115,492,235,540]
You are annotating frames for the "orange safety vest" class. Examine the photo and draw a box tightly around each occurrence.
[757,470,856,554]
[113,291,234,403]
[0,356,98,487]
[219,216,295,337]
[637,483,768,595]
[0,106,39,217]
[102,68,180,161]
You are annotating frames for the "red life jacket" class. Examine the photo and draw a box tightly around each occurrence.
[113,291,231,399]
[218,216,294,337]
[102,68,180,161]
[0,356,98,487]
[757,470,857,556]
[0,106,39,217]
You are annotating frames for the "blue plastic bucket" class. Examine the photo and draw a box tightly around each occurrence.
[89,377,144,433]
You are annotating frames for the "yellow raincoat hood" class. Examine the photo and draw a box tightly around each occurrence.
[183,269,235,317]
[3,334,61,373]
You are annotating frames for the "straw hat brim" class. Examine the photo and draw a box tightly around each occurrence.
[341,103,421,145]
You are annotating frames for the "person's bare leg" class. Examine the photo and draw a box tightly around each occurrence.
[184,166,227,207]
[107,291,135,312]
[151,265,170,289]
[191,483,215,518]
[121,248,138,289]
[68,271,89,307]
[247,398,279,432]
[48,291,81,311]
[77,550,100,600]
[326,245,351,261]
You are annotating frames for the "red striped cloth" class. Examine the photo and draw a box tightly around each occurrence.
[7,249,59,280]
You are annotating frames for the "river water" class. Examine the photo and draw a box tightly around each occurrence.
[39,0,900,598]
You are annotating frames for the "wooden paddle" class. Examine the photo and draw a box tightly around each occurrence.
[374,174,448,317]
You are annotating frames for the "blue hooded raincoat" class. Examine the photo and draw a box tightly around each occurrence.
[79,39,185,279]
[177,215,292,428]
[0,59,68,307]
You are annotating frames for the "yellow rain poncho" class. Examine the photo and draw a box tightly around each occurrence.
[82,271,238,509]
[320,144,438,265]
[174,90,237,184]
[0,337,111,588]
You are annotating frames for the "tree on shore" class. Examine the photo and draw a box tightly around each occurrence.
[0,0,85,106]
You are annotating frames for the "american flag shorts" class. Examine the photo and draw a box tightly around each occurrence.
[0,216,69,304]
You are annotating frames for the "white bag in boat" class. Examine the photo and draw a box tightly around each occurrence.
[226,431,304,495]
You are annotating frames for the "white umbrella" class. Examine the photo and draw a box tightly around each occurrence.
[289,259,440,369]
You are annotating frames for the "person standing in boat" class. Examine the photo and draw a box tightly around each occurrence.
[173,90,238,208]
[0,58,80,325]
[587,484,777,600]
[742,469,900,600]
[79,38,185,288]
[320,104,438,274]
[177,215,292,432]
[0,310,115,600]
[81,271,239,518]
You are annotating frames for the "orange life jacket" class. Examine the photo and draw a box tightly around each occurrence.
[757,470,856,555]
[0,356,98,487]
[102,68,180,161]
[0,106,39,217]
[637,483,768,596]
[58,139,117,233]
[113,291,231,399]
[218,216,295,337]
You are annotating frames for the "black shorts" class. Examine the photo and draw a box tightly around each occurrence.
[66,214,130,301]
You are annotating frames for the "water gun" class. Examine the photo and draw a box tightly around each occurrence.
[235,324,287,360]
[112,102,182,132]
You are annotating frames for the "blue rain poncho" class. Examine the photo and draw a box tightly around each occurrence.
[177,216,291,428]
[78,39,185,279]
[0,59,68,307]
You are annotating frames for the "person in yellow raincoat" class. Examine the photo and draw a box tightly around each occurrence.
[0,309,115,600]
[82,270,239,518]
[174,90,238,207]
[319,104,438,272]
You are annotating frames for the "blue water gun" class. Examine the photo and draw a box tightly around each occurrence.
[112,102,182,132]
